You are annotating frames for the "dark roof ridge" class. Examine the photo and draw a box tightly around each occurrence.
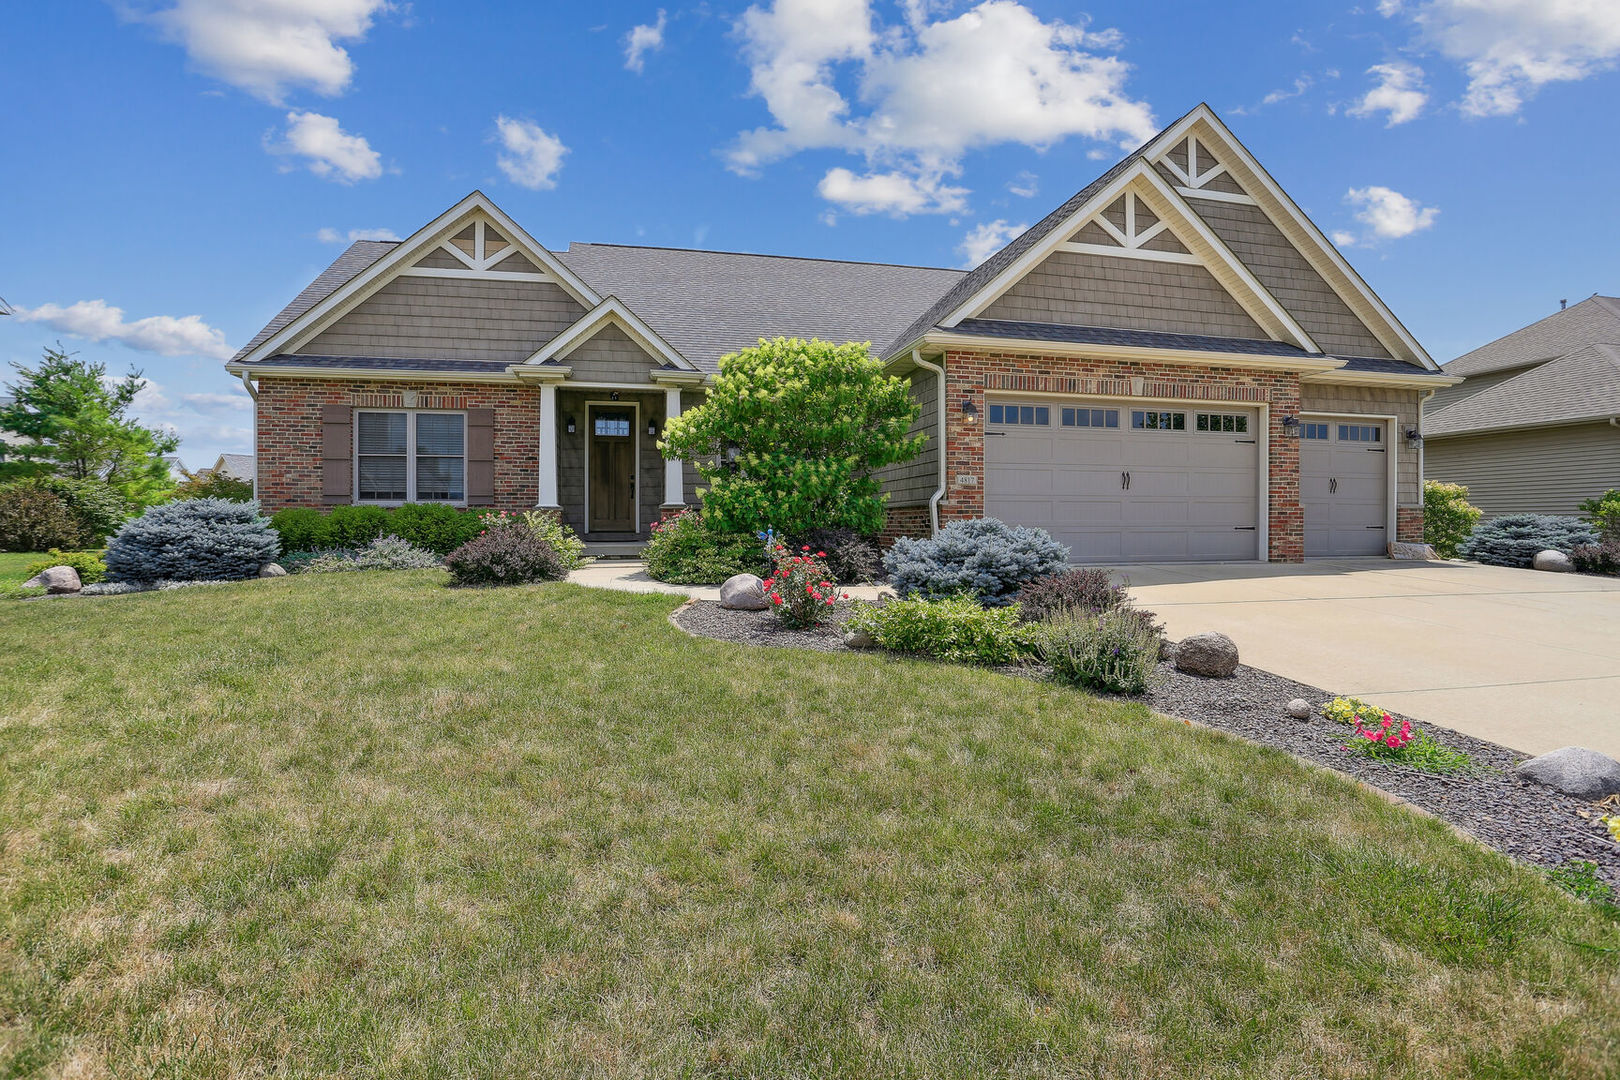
[563,240,959,274]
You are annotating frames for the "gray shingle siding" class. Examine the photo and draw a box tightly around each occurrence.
[875,367,939,507]
[560,322,658,383]
[1426,422,1620,517]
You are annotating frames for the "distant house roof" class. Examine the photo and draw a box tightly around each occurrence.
[212,453,256,480]
[1441,295,1620,379]
[1427,342,1620,437]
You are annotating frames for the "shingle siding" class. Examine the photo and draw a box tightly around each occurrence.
[561,322,658,383]
[875,367,940,507]
[981,250,1265,339]
[1299,383,1423,507]
[1425,423,1620,517]
[296,277,586,362]
[1189,198,1393,359]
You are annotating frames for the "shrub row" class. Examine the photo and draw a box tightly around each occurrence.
[271,503,486,556]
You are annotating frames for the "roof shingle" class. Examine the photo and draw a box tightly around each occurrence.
[1427,343,1620,437]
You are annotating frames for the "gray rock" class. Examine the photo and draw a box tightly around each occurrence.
[21,566,82,594]
[1532,549,1574,573]
[1514,746,1620,801]
[258,562,288,578]
[842,626,877,649]
[1173,631,1239,678]
[1388,541,1438,561]
[719,573,769,610]
[1286,698,1311,720]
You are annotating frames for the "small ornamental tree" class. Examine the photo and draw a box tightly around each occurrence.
[658,337,924,537]
[1423,480,1482,559]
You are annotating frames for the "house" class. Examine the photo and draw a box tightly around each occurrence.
[202,452,256,482]
[1424,296,1620,516]
[226,104,1455,562]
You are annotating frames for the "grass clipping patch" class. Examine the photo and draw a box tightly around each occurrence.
[0,571,1617,1078]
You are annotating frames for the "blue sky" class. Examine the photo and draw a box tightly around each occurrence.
[4,0,1618,467]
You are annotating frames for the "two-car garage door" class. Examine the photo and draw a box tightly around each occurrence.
[984,399,1261,562]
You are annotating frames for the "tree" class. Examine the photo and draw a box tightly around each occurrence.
[0,346,178,505]
[173,467,255,502]
[659,337,924,536]
[1423,479,1483,559]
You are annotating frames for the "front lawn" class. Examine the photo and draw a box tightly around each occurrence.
[2,573,1616,1077]
[0,552,42,585]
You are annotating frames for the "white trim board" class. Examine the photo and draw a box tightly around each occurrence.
[523,295,695,371]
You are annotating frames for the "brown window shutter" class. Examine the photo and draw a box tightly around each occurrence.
[321,404,353,504]
[466,407,495,505]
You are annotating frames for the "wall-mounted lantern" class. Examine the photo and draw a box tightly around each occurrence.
[961,399,979,422]
[1280,415,1301,438]
[647,420,659,437]
[1404,427,1424,450]
[565,416,577,435]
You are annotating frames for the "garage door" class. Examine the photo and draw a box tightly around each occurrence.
[1301,418,1388,556]
[984,399,1260,563]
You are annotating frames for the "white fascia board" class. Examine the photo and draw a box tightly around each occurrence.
[1301,369,1465,388]
[522,296,695,371]
[914,330,1345,373]
[227,362,521,384]
[237,191,603,366]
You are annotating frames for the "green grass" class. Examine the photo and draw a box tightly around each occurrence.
[0,552,43,585]
[2,572,1617,1078]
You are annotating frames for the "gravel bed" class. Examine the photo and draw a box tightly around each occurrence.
[675,601,1620,888]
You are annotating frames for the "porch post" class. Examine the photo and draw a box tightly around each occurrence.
[537,382,560,508]
[662,386,684,508]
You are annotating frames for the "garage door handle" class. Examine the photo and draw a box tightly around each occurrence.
[1234,526,1257,531]
[986,430,1006,437]
[1367,525,1386,530]
[1330,477,1338,494]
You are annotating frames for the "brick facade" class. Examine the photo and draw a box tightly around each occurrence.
[878,504,931,548]
[935,348,1306,562]
[1396,505,1424,544]
[254,377,539,512]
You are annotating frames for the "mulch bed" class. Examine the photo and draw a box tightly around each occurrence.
[673,600,1620,889]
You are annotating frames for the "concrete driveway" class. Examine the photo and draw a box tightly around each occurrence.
[1123,559,1620,758]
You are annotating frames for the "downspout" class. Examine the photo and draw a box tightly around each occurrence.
[1417,387,1435,490]
[912,348,947,536]
[239,370,259,502]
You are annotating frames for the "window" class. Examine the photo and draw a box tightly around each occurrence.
[1338,424,1381,443]
[1061,407,1120,428]
[356,410,465,503]
[988,403,1050,425]
[1302,422,1329,440]
[1131,410,1186,431]
[1195,413,1249,434]
[593,412,632,437]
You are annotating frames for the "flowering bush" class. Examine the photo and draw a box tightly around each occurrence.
[474,508,588,571]
[1034,607,1162,695]
[1015,567,1128,623]
[1345,712,1473,773]
[762,541,847,627]
[1322,696,1386,727]
[643,509,765,584]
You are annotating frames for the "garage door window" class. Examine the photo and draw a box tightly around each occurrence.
[1302,422,1329,440]
[1195,412,1249,434]
[1061,407,1119,428]
[1339,424,1381,443]
[1131,410,1186,431]
[989,404,1049,425]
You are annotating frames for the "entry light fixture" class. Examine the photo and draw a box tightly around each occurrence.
[609,391,621,401]
[961,399,979,421]
[647,420,659,437]
[1280,414,1301,438]
[565,416,577,434]
[1404,427,1424,450]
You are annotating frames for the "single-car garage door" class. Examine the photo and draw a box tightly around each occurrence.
[1300,418,1388,556]
[984,399,1260,562]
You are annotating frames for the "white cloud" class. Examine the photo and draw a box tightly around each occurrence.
[1261,75,1313,106]
[1348,61,1429,125]
[624,9,667,72]
[141,0,390,104]
[271,111,382,182]
[1007,171,1038,198]
[1346,185,1439,239]
[1387,0,1620,117]
[11,300,234,360]
[817,167,968,215]
[1331,229,1357,247]
[729,0,1155,215]
[494,115,568,190]
[316,226,400,243]
[958,219,1027,267]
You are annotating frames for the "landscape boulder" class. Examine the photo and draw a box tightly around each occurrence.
[719,572,769,611]
[842,626,877,649]
[1174,631,1240,678]
[21,566,82,594]
[1388,541,1438,561]
[258,563,288,578]
[1532,549,1574,573]
[1286,698,1311,720]
[1514,746,1620,801]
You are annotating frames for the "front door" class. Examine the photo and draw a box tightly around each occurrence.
[588,406,636,532]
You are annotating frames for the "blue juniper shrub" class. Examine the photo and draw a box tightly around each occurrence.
[884,518,1069,606]
[105,498,280,582]
[1458,514,1598,568]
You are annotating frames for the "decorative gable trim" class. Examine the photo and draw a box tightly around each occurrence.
[519,295,695,371]
[1155,107,1436,369]
[948,162,1321,354]
[236,192,603,366]
[1063,191,1200,265]
[399,218,553,282]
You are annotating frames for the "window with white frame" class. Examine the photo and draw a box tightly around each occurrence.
[356,410,466,503]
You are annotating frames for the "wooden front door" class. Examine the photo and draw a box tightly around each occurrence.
[588,406,636,532]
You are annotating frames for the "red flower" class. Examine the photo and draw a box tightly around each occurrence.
[816,551,827,558]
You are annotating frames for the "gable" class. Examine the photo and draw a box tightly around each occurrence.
[295,276,587,363]
[558,321,661,384]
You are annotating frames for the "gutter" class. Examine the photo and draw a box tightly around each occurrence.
[906,330,1349,374]
[239,369,259,502]
[1417,387,1434,493]
[911,348,947,536]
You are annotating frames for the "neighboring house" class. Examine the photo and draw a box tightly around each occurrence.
[227,104,1454,562]
[1425,296,1620,516]
[202,452,256,482]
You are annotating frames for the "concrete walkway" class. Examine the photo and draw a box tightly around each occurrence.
[568,559,893,602]
[1123,558,1620,758]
